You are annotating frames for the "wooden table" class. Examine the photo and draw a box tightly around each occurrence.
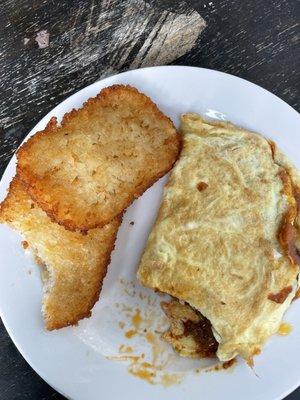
[0,0,299,399]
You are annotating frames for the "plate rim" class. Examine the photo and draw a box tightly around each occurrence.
[1,65,299,400]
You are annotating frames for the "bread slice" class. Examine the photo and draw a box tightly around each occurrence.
[0,177,121,330]
[17,85,181,231]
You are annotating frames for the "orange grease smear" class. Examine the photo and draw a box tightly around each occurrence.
[294,287,300,300]
[131,309,142,329]
[146,332,155,344]
[204,358,237,373]
[128,367,155,383]
[125,329,136,339]
[161,373,182,387]
[119,345,133,353]
[141,362,152,368]
[278,323,292,336]
[107,355,140,362]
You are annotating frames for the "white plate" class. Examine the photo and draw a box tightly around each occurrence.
[1,66,300,400]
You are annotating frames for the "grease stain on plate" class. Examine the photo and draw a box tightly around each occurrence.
[108,279,183,386]
[74,277,231,387]
[277,323,292,336]
[201,358,237,373]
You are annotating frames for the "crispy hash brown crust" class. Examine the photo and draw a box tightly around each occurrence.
[17,85,181,231]
[0,177,121,330]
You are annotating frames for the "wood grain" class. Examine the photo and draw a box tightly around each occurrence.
[178,0,299,111]
[0,0,205,177]
[0,0,299,399]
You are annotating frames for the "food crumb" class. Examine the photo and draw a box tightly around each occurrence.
[125,329,137,339]
[130,221,135,225]
[278,323,292,336]
[118,321,125,329]
[35,30,50,48]
[197,182,208,191]
[205,358,237,372]
[131,309,141,329]
[252,348,261,356]
[22,240,29,249]
[119,345,133,353]
[145,332,155,344]
[128,366,155,383]
[161,373,182,387]
[222,359,236,369]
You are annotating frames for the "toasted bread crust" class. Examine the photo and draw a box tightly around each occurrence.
[17,85,181,231]
[0,177,121,330]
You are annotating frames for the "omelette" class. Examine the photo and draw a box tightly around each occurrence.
[137,113,300,363]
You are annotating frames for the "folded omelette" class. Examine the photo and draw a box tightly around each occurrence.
[137,113,300,363]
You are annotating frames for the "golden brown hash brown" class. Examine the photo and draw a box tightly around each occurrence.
[17,85,181,231]
[0,177,121,330]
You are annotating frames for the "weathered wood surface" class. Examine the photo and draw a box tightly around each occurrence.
[0,0,299,399]
[0,0,205,177]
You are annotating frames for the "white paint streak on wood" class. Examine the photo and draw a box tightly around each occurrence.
[43,0,205,78]
[84,0,96,37]
[127,9,169,68]
[131,10,206,69]
[277,22,299,36]
[69,3,85,46]
[0,0,206,168]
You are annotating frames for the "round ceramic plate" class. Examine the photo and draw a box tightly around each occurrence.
[0,66,300,400]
